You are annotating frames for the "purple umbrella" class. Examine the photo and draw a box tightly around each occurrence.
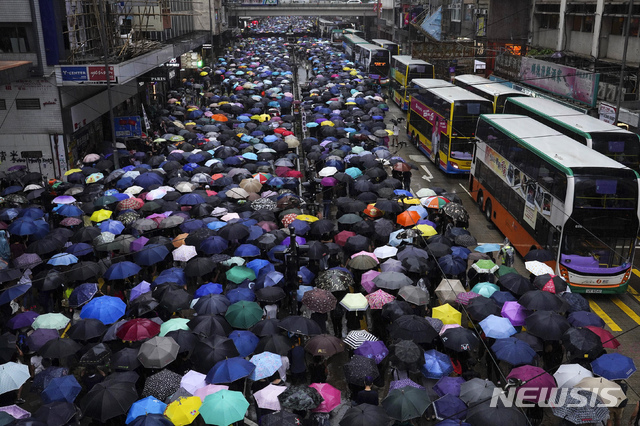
[501,301,529,327]
[321,177,337,187]
[130,236,149,252]
[282,236,306,246]
[7,311,39,329]
[389,379,425,391]
[433,376,466,397]
[130,281,152,301]
[380,259,404,273]
[354,340,389,364]
[360,270,380,294]
[13,253,42,269]
[26,328,59,351]
[456,291,481,306]
[0,404,30,419]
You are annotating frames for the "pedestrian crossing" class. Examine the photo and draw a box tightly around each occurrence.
[583,268,640,333]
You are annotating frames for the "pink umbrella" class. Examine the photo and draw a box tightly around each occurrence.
[351,251,379,262]
[501,301,529,327]
[0,405,30,419]
[456,291,481,306]
[506,365,556,403]
[253,384,286,411]
[193,384,229,402]
[310,383,341,413]
[365,289,396,310]
[361,270,380,294]
[147,213,167,225]
[439,324,462,335]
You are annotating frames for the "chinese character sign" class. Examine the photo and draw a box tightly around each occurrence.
[519,57,599,107]
[114,116,142,138]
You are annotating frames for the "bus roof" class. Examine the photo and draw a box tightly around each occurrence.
[412,79,453,90]
[507,96,638,136]
[392,55,432,66]
[343,34,368,44]
[428,86,492,104]
[371,39,398,45]
[480,114,631,172]
[455,74,524,97]
[358,43,388,52]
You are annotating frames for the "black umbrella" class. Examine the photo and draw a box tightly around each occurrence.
[344,355,380,385]
[250,318,282,337]
[81,381,138,423]
[466,403,528,425]
[38,337,82,359]
[0,333,16,363]
[339,403,391,426]
[127,292,159,317]
[532,274,568,294]
[441,328,480,352]
[381,300,414,321]
[79,343,112,366]
[279,315,322,336]
[389,340,425,372]
[498,273,534,296]
[466,296,501,321]
[524,248,555,262]
[561,327,604,360]
[191,335,239,373]
[561,292,590,313]
[255,286,286,303]
[519,290,566,313]
[218,222,250,240]
[277,385,324,410]
[388,315,438,344]
[255,334,292,356]
[158,285,192,312]
[0,268,21,284]
[188,314,232,337]
[261,411,303,426]
[66,261,101,282]
[34,401,77,426]
[67,319,108,341]
[512,331,544,352]
[426,243,452,258]
[111,348,141,371]
[184,257,215,277]
[142,369,182,401]
[525,310,571,340]
[165,329,198,354]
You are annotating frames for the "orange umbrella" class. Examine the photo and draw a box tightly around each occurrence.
[396,210,421,227]
[211,114,228,122]
[173,233,188,248]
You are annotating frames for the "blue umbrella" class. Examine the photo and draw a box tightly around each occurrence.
[68,283,98,307]
[32,219,50,240]
[0,208,19,221]
[289,219,311,235]
[200,236,229,255]
[450,246,470,259]
[435,420,471,426]
[298,267,315,285]
[491,337,537,366]
[53,204,84,217]
[433,376,465,397]
[0,282,31,305]
[568,311,605,328]
[394,189,413,197]
[20,207,45,219]
[195,283,224,298]
[3,185,22,195]
[133,244,169,266]
[432,394,467,421]
[8,218,36,236]
[155,267,186,286]
[126,396,167,424]
[591,353,636,380]
[134,173,164,189]
[66,243,93,257]
[42,375,82,403]
[99,220,125,235]
[490,291,517,307]
[479,315,517,339]
[228,330,260,357]
[234,244,260,257]
[177,194,206,206]
[130,281,151,301]
[104,261,141,280]
[47,253,79,266]
[247,259,272,277]
[422,349,453,379]
[437,255,467,276]
[206,357,256,384]
[80,296,126,324]
[475,243,501,253]
[226,287,255,303]
[194,294,231,315]
[296,285,314,302]
[180,219,204,234]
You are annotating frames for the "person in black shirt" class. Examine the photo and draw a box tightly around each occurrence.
[355,378,378,406]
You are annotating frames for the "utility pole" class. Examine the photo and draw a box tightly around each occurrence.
[615,0,634,123]
[98,0,120,169]
[209,0,215,67]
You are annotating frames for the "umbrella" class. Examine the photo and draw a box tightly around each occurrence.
[506,365,556,403]
[575,377,626,407]
[591,353,636,380]
[433,394,467,420]
[397,286,428,306]
[0,362,30,394]
[479,315,517,339]
[278,385,323,411]
[142,369,183,401]
[562,327,604,360]
[310,382,341,413]
[279,315,322,336]
[441,328,480,352]
[498,273,534,296]
[200,390,248,426]
[225,301,263,329]
[126,396,167,424]
[432,304,462,325]
[525,260,555,276]
[389,340,424,372]
[206,357,255,384]
[491,337,537,366]
[340,293,369,311]
[103,261,141,280]
[382,386,430,421]
[435,279,466,304]
[31,313,70,330]
[138,336,179,369]
[305,334,345,358]
[466,403,528,425]
[388,315,438,344]
[81,296,126,324]
[164,396,202,426]
[81,381,138,423]
[459,378,497,406]
[551,388,610,425]
[38,337,81,359]
[525,310,571,340]
[117,318,161,342]
[68,283,99,308]
[253,384,287,411]
[339,403,390,426]
[343,355,379,385]
[353,340,389,365]
[301,288,337,314]
[262,411,303,426]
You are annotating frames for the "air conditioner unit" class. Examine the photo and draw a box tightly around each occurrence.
[476,8,487,15]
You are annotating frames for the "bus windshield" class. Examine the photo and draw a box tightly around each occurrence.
[573,169,638,210]
[452,101,492,136]
[590,132,640,170]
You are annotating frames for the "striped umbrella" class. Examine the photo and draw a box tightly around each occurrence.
[343,330,378,350]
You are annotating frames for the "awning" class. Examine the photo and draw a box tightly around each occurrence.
[0,61,32,85]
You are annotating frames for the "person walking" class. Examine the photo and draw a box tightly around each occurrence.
[391,120,399,147]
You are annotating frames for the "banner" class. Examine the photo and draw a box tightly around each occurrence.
[114,116,142,138]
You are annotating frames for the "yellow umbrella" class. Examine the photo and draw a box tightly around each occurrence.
[345,101,356,105]
[398,197,421,205]
[432,303,462,325]
[164,396,202,426]
[413,224,437,237]
[250,115,261,121]
[320,121,335,127]
[259,114,271,122]
[385,129,394,135]
[219,101,229,105]
[343,67,352,71]
[296,214,319,222]
[89,209,112,223]
[64,168,82,176]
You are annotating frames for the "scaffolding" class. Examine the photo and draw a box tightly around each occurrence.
[63,0,200,64]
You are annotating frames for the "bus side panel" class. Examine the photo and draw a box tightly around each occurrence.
[470,176,541,257]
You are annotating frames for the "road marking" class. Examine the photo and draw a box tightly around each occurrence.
[420,165,432,182]
[628,286,640,305]
[409,155,427,163]
[588,300,622,332]
[458,183,472,197]
[611,297,640,326]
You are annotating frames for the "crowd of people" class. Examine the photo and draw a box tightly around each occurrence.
[0,18,632,426]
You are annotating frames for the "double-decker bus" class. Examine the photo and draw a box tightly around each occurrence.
[408,79,492,173]
[318,19,338,38]
[453,74,527,113]
[389,56,435,110]
[343,28,364,37]
[354,43,390,82]
[342,34,368,59]
[504,96,640,171]
[371,39,400,56]
[330,27,362,47]
[471,114,640,294]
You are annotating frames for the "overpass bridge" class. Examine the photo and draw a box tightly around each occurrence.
[226,2,379,17]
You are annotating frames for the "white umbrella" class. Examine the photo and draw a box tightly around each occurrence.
[253,384,286,410]
[318,167,338,177]
[226,188,249,200]
[173,245,198,262]
[0,362,30,394]
[147,188,168,200]
[373,245,397,259]
[554,364,593,389]
[525,260,555,276]
[124,185,144,195]
[416,188,436,198]
[175,182,195,193]
[435,279,466,305]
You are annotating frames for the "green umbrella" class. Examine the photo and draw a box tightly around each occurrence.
[160,318,190,336]
[471,259,499,274]
[226,266,256,284]
[31,313,70,330]
[225,301,263,329]
[199,390,249,426]
[339,293,369,311]
[471,282,500,298]
[382,386,431,421]
[497,265,518,277]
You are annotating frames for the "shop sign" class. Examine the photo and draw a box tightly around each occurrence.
[114,116,142,138]
[59,65,116,84]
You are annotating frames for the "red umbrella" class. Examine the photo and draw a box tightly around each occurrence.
[117,197,145,211]
[275,167,291,177]
[116,318,161,342]
[286,171,303,178]
[334,230,356,247]
[585,326,620,349]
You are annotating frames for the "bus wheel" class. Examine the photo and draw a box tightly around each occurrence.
[485,199,493,222]
[477,191,484,212]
